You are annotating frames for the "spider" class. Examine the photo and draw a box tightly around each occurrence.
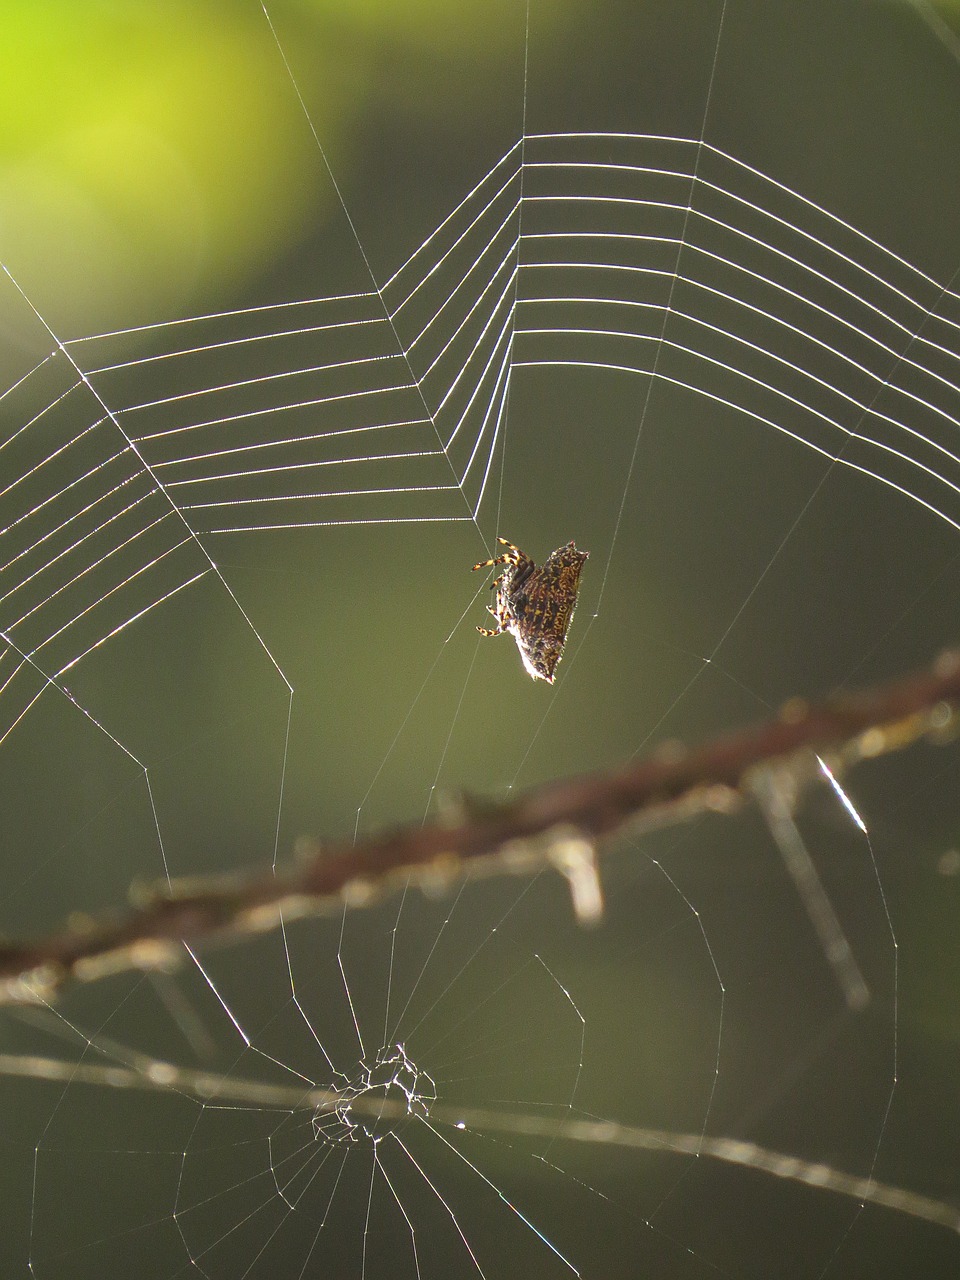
[471,537,589,683]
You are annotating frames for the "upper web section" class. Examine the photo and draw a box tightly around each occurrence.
[2,130,960,751]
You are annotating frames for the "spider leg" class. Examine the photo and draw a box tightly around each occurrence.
[477,603,504,637]
[471,553,511,572]
[471,537,525,573]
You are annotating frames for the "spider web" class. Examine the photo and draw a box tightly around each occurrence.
[1,2,960,1278]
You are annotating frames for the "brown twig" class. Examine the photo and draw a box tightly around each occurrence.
[1,647,958,1004]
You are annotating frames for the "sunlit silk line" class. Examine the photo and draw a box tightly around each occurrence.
[389,174,520,321]
[529,159,955,332]
[28,137,957,512]
[514,359,960,535]
[515,321,891,459]
[135,391,429,444]
[337,917,365,1059]
[436,270,518,420]
[0,623,145,764]
[0,475,149,590]
[398,884,543,1052]
[699,172,960,341]
[206,516,473,533]
[65,290,377,344]
[527,263,960,445]
[164,450,446,490]
[532,953,586,1113]
[181,486,458,513]
[414,245,517,389]
[269,1122,333,1206]
[50,137,960,547]
[753,766,869,1011]
[0,684,44,751]
[382,881,471,1050]
[424,1120,579,1275]
[57,568,211,675]
[494,0,531,554]
[0,466,150,562]
[464,326,514,501]
[517,331,960,511]
[0,378,83,457]
[273,1149,329,1217]
[136,413,429,450]
[582,0,729,619]
[640,854,727,1159]
[82,314,390,376]
[521,310,867,432]
[117,351,404,416]
[158,449,446,485]
[258,2,495,553]
[179,1143,308,1246]
[373,1150,422,1269]
[392,1133,488,1277]
[0,417,106,505]
[528,226,960,407]
[448,307,516,459]
[472,341,514,517]
[707,142,960,324]
[361,1153,377,1277]
[0,653,26,699]
[817,756,869,834]
[184,942,318,1086]
[4,132,956,725]
[0,482,167,624]
[527,132,960,307]
[685,238,960,400]
[4,513,175,631]
[10,1045,951,1231]
[2,263,295,695]
[350,581,496,844]
[15,127,936,1269]
[381,889,409,1054]
[524,262,960,442]
[519,302,960,479]
[830,773,899,1207]
[526,189,938,357]
[29,538,194,658]
[407,215,519,361]
[0,351,56,406]
[382,139,522,295]
[128,232,514,512]
[278,917,337,1074]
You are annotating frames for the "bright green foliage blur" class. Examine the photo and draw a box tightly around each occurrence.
[2,3,336,330]
[0,0,547,337]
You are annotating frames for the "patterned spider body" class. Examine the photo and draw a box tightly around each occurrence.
[471,537,589,682]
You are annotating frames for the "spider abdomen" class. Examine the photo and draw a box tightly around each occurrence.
[471,538,588,682]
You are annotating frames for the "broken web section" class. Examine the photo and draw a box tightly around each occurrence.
[25,881,594,1279]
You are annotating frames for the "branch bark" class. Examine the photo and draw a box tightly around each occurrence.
[1,647,958,1004]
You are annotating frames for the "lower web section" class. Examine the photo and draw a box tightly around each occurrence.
[2,480,955,1279]
[23,879,613,1279]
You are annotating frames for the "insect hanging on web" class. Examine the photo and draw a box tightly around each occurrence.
[471,537,589,683]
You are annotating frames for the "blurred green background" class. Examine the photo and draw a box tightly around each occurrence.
[2,1,960,1277]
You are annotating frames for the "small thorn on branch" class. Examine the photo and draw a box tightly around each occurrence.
[549,829,604,925]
